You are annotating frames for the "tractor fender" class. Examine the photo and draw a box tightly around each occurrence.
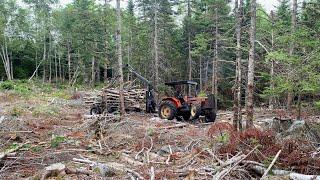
[161,97,182,108]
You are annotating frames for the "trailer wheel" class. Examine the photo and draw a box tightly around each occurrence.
[90,105,102,115]
[159,101,177,120]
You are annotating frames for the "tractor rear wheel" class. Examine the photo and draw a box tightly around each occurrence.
[205,109,216,122]
[190,104,201,120]
[159,101,177,120]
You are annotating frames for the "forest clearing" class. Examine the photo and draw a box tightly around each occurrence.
[0,81,319,180]
[0,0,320,179]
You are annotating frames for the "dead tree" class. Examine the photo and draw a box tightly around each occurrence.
[0,36,12,80]
[269,11,275,110]
[55,48,58,81]
[212,7,218,108]
[116,0,126,117]
[49,34,52,83]
[199,56,202,90]
[246,0,256,129]
[187,0,192,95]
[67,39,71,84]
[104,0,109,83]
[153,0,159,89]
[287,0,297,111]
[91,54,95,85]
[58,51,62,81]
[233,0,243,131]
[42,34,46,83]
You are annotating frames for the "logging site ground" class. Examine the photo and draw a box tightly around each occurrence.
[0,81,320,180]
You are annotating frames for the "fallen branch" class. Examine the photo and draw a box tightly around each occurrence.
[41,163,66,180]
[159,123,188,130]
[0,142,28,160]
[121,153,144,166]
[150,166,155,180]
[65,167,92,176]
[40,163,92,180]
[251,165,320,180]
[213,146,259,179]
[73,157,144,179]
[261,149,281,179]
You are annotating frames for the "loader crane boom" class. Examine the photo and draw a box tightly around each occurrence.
[124,64,156,113]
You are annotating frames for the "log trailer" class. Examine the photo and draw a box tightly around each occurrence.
[89,64,156,115]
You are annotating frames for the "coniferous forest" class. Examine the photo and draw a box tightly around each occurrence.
[0,0,320,179]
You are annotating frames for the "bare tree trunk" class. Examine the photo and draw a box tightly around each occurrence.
[233,0,243,131]
[269,11,275,110]
[104,0,109,83]
[246,0,256,129]
[287,0,297,111]
[10,52,13,79]
[67,40,71,84]
[212,8,218,108]
[199,56,202,91]
[42,35,46,83]
[81,49,88,84]
[104,38,109,82]
[91,53,95,86]
[49,34,52,83]
[35,50,38,78]
[127,46,130,81]
[96,61,100,82]
[55,48,58,82]
[205,58,209,85]
[58,51,62,81]
[153,0,159,89]
[1,35,12,81]
[0,42,11,80]
[116,0,125,117]
[187,0,192,95]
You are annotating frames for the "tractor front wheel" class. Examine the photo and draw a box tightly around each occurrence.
[159,101,177,120]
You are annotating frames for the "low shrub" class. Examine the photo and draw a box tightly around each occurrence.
[0,81,14,90]
[9,106,25,117]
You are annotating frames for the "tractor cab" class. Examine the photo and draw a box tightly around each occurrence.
[159,80,217,122]
[164,80,198,103]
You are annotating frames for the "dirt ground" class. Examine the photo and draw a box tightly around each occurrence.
[0,88,319,180]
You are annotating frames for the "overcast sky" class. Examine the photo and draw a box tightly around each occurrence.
[58,0,281,12]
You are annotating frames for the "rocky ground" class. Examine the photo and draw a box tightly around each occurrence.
[0,83,319,180]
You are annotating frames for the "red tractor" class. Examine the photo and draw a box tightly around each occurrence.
[158,81,217,122]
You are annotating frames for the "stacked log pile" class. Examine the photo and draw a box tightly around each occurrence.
[83,87,147,112]
[83,91,102,107]
[102,88,146,110]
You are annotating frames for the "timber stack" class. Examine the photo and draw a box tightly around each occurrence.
[84,87,147,112]
[102,88,146,110]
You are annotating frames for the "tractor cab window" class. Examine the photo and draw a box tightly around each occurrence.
[174,85,184,100]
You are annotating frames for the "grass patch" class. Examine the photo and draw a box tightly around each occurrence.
[9,105,26,117]
[50,135,66,148]
[32,105,61,118]
[0,81,14,90]
[31,146,43,153]
[51,90,71,100]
